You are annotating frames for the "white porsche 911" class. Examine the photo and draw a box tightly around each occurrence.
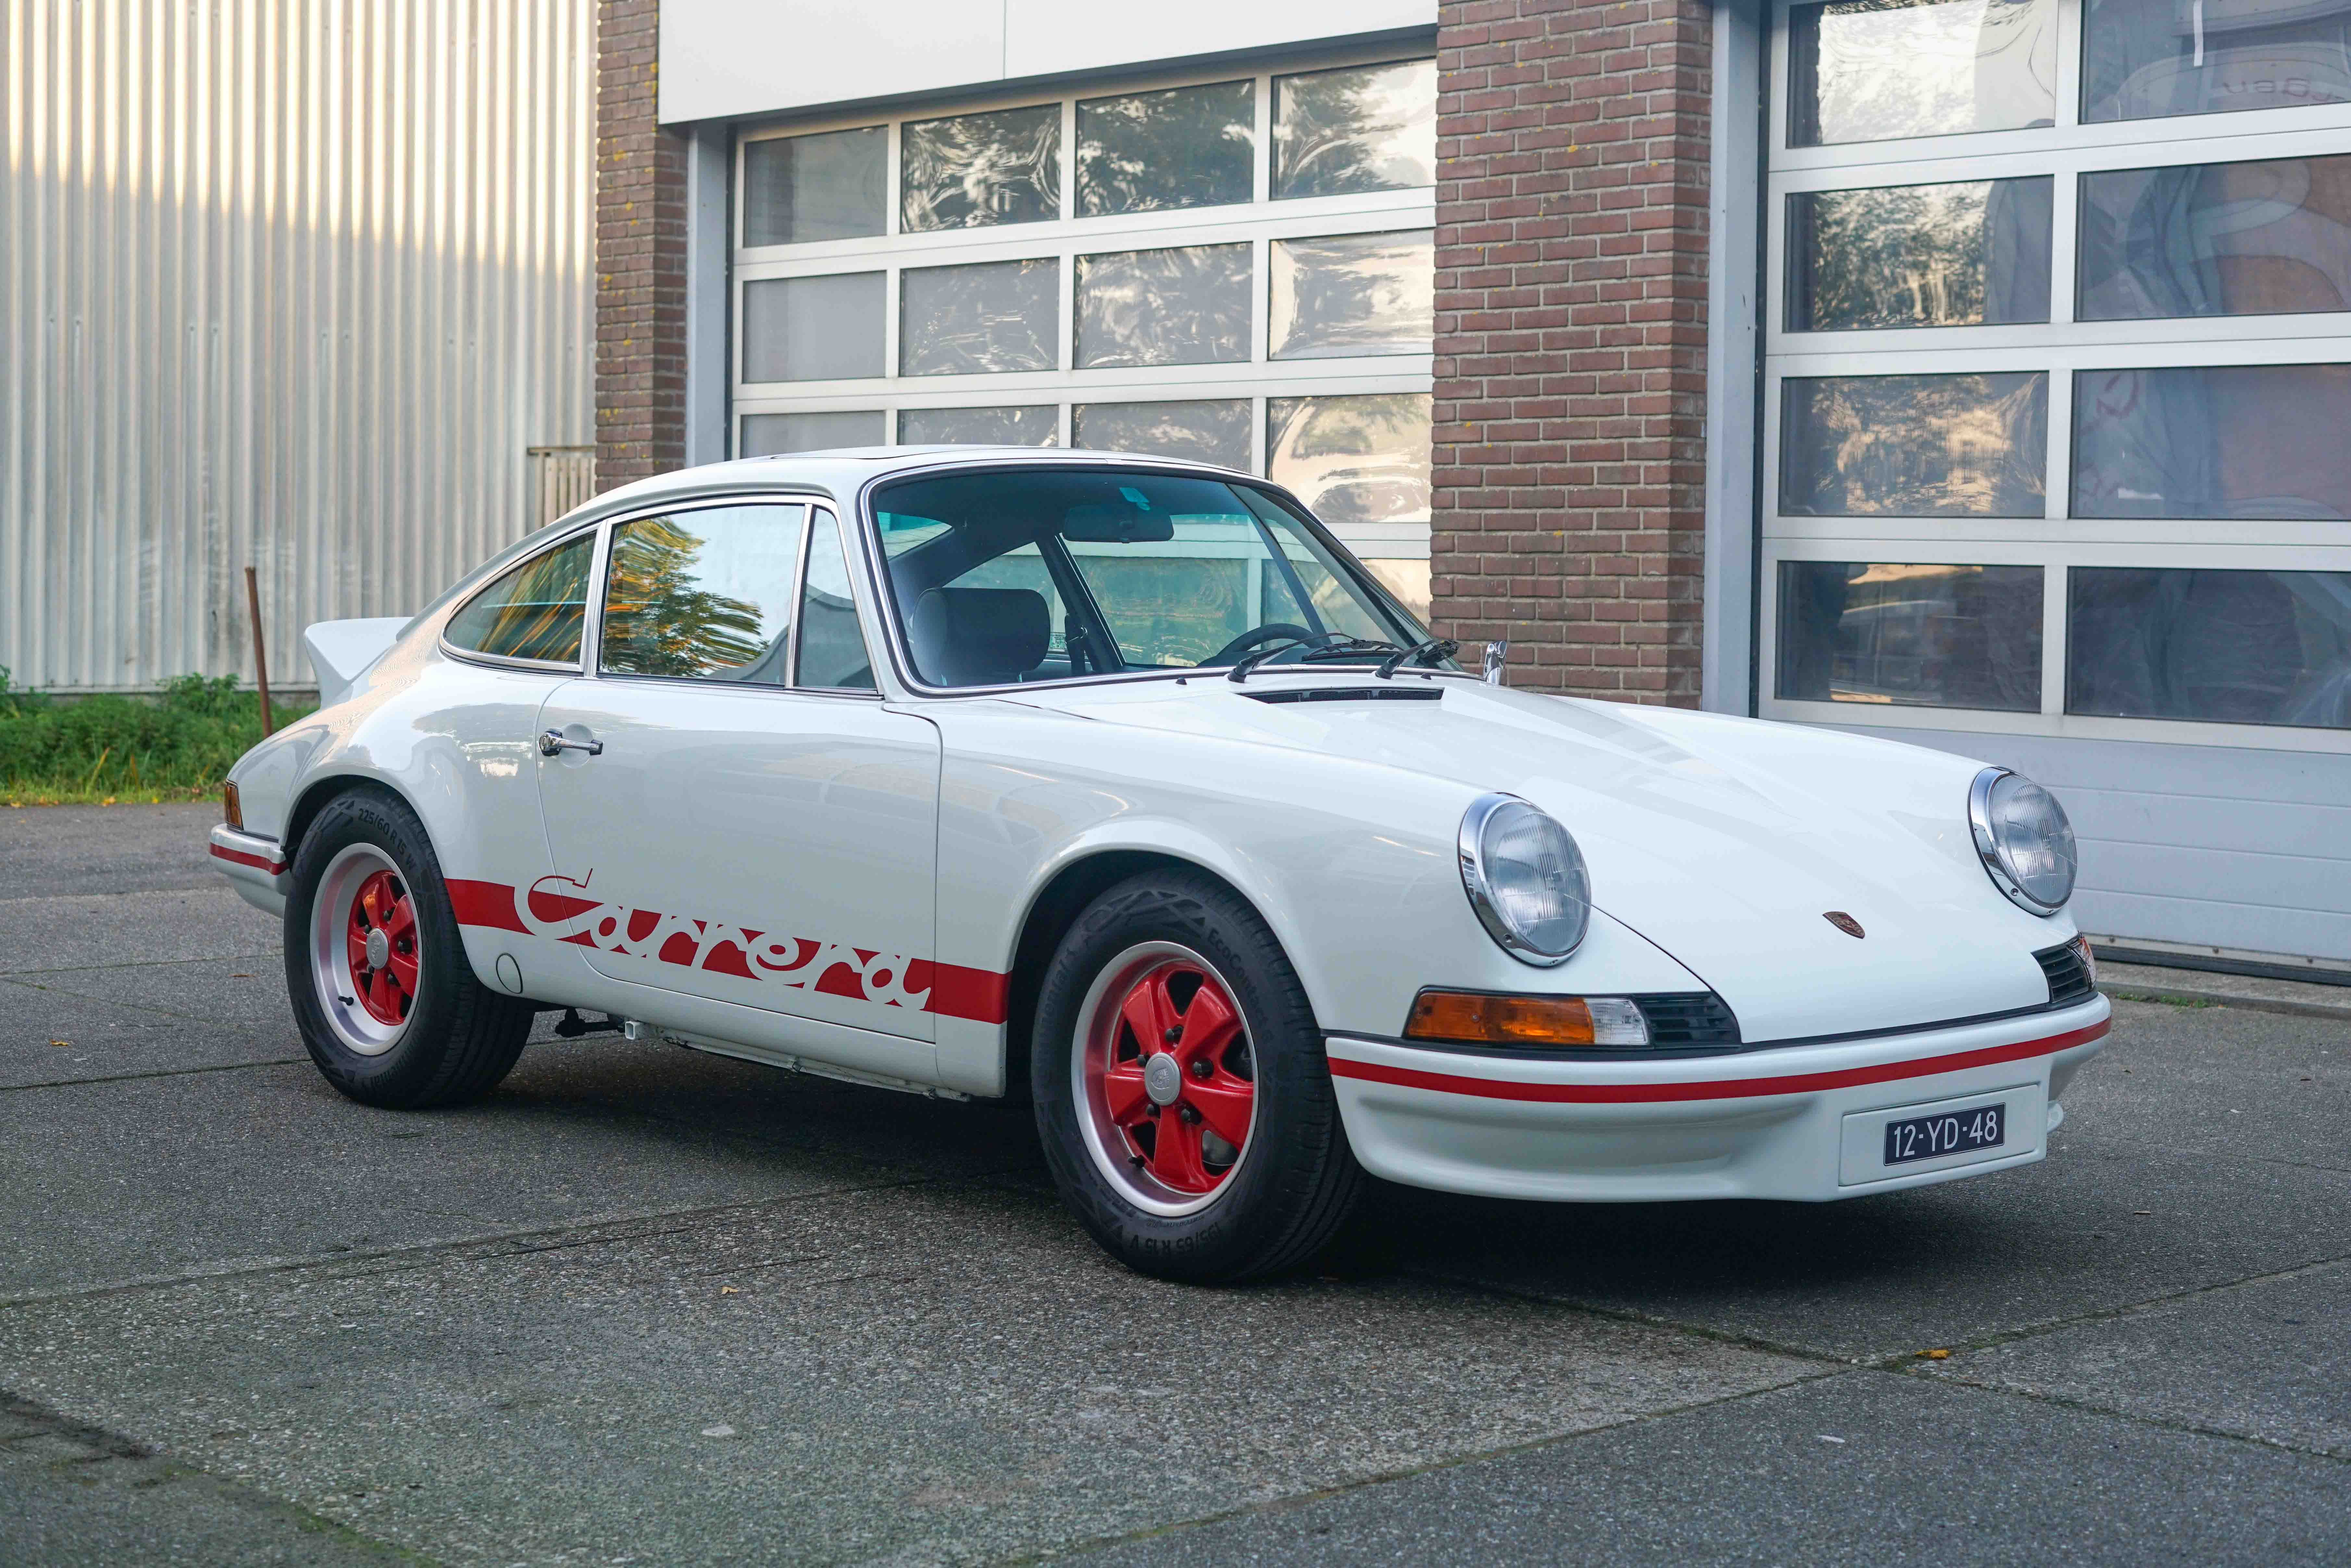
[211,449,2108,1283]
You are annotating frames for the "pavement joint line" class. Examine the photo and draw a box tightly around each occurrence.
[1396,1265,1859,1370]
[0,1057,310,1094]
[0,950,281,979]
[985,1369,1856,1566]
[1902,1366,2351,1465]
[0,970,292,1032]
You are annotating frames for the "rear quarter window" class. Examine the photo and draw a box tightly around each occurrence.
[444,534,595,664]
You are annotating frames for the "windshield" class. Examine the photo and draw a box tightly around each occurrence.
[870,467,1444,688]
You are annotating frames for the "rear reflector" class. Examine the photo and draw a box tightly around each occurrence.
[1403,991,1650,1048]
[222,781,243,830]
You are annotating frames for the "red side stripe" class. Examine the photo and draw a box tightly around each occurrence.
[209,843,287,876]
[445,879,529,933]
[922,963,1011,1025]
[1330,1019,2110,1105]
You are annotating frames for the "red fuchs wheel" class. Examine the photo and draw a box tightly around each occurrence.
[1077,943,1260,1215]
[307,843,425,1056]
[345,868,419,1025]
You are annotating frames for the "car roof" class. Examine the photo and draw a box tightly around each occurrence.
[585,446,1258,515]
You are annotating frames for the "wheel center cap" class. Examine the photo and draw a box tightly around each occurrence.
[364,929,391,971]
[1143,1052,1183,1107]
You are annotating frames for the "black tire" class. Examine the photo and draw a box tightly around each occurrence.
[283,789,532,1109]
[1032,869,1363,1284]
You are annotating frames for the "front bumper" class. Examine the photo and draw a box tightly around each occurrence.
[208,824,291,918]
[1327,996,2110,1202]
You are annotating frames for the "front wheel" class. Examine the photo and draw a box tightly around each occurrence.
[1032,870,1362,1283]
[283,790,532,1108]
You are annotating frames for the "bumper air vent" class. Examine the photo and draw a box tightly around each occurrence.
[1633,992,1742,1048]
[2035,940,2096,1008]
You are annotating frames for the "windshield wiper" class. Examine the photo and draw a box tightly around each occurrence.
[1226,632,1334,683]
[1375,637,1459,679]
[1297,637,1407,664]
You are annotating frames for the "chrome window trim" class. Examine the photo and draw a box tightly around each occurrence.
[589,498,815,690]
[1968,764,2069,917]
[1457,791,1585,969]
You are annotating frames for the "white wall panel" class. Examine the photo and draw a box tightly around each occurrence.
[1,0,595,692]
[1002,0,1433,82]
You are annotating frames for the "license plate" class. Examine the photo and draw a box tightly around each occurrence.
[1883,1102,2006,1166]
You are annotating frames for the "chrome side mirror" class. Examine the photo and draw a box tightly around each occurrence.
[1483,638,1509,686]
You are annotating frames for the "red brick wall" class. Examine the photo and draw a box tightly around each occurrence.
[595,0,688,491]
[1429,0,1714,703]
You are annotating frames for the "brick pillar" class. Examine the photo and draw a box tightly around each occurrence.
[1429,0,1714,703]
[595,0,688,492]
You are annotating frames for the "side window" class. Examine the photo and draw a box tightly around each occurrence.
[795,511,878,690]
[444,534,596,665]
[599,504,807,682]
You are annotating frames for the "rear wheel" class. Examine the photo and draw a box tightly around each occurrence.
[284,790,532,1108]
[1033,869,1362,1283]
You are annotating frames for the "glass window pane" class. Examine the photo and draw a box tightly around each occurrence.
[1072,400,1251,469]
[1076,244,1251,368]
[1781,373,2047,517]
[2069,567,2351,728]
[1266,393,1431,528]
[1269,230,1433,360]
[1777,561,2043,711]
[2077,155,2351,321]
[600,506,806,684]
[1273,60,1436,199]
[2073,364,2351,520]
[1077,80,1254,216]
[742,127,886,246]
[742,273,885,382]
[2084,0,2351,122]
[901,105,1061,232]
[740,410,886,457]
[1788,0,2056,146]
[899,258,1058,376]
[1788,178,2052,330]
[444,535,595,665]
[899,405,1061,446]
[795,514,876,691]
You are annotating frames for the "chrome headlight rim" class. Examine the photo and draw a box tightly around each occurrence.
[1968,766,2074,917]
[1458,791,1590,967]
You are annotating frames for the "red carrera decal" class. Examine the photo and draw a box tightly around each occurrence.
[209,843,289,876]
[1331,1019,2110,1104]
[447,875,1009,1025]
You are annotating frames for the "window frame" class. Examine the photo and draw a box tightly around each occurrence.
[591,498,814,692]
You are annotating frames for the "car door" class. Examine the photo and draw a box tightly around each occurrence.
[533,499,942,1046]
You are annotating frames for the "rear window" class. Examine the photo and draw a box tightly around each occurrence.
[444,534,595,665]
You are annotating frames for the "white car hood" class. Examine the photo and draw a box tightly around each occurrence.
[1029,678,2064,1042]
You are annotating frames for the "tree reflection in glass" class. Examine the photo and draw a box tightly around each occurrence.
[1266,394,1431,528]
[1078,81,1254,216]
[1273,60,1436,199]
[1076,244,1250,368]
[1781,373,2047,516]
[1777,561,2042,711]
[1789,178,2051,329]
[901,105,1061,232]
[1788,0,2055,146]
[601,517,777,681]
[899,258,1059,376]
[1072,400,1252,469]
[1269,230,1433,359]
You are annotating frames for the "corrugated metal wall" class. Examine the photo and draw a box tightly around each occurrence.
[1,0,594,692]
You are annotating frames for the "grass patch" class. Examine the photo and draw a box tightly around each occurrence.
[0,667,314,807]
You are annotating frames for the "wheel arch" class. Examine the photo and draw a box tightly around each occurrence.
[282,770,436,875]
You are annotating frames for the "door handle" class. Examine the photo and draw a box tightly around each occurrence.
[538,728,603,758]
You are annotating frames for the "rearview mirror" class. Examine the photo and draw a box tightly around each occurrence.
[1061,503,1175,544]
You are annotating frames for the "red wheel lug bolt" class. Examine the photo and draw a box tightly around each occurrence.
[1163,1026,1182,1044]
[1190,1059,1212,1079]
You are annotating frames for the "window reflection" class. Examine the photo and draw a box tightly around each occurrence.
[1266,394,1431,528]
[1072,400,1252,469]
[901,105,1061,232]
[2073,363,2351,519]
[741,274,886,382]
[1781,373,2048,516]
[2078,155,2351,321]
[2083,0,2351,122]
[1789,0,2056,146]
[1078,81,1254,216]
[899,406,1060,446]
[1076,244,1251,368]
[1273,60,1437,199]
[899,258,1059,376]
[743,128,886,247]
[1269,230,1434,359]
[1778,561,2043,711]
[601,507,806,684]
[1788,178,2051,330]
[2069,567,2351,728]
[740,410,885,457]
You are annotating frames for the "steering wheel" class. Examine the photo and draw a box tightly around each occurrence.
[1202,623,1317,668]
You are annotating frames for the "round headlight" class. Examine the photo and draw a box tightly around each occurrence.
[1459,794,1591,965]
[1968,767,2077,915]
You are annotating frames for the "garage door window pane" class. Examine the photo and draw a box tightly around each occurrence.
[1788,0,2056,146]
[1078,81,1254,216]
[1076,244,1251,368]
[1788,178,2052,330]
[742,274,884,382]
[1778,561,2043,711]
[1266,394,1431,528]
[2083,0,2351,122]
[743,128,886,247]
[900,406,1060,446]
[445,535,595,665]
[1073,400,1251,469]
[2072,364,2351,519]
[2078,156,2351,321]
[740,410,886,457]
[1273,60,1436,199]
[1269,230,1433,360]
[1781,373,2048,516]
[900,258,1058,376]
[901,105,1061,232]
[2070,568,2351,728]
[601,506,805,684]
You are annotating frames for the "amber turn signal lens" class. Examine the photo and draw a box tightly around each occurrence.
[1405,990,1596,1046]
[222,781,243,830]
